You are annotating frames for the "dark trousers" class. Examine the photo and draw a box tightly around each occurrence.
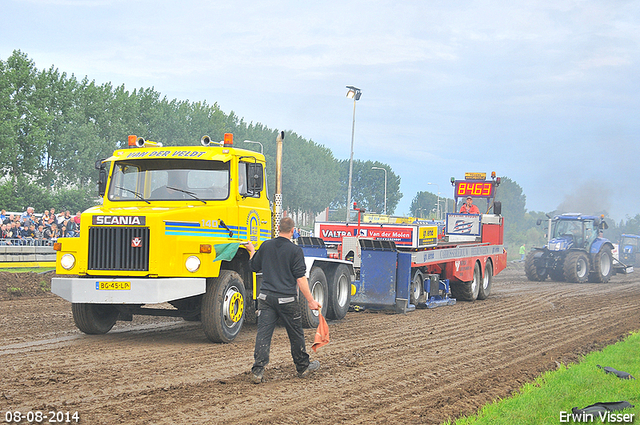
[252,293,310,375]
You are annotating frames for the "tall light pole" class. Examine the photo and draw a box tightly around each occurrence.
[427,182,440,219]
[371,166,387,215]
[345,85,361,222]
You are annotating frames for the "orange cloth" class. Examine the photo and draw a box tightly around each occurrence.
[311,313,330,352]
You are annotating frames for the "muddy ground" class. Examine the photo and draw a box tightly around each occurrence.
[1,264,640,424]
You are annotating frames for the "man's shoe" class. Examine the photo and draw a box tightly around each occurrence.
[252,371,263,384]
[298,360,320,378]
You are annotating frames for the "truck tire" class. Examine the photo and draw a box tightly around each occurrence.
[477,260,493,300]
[72,303,119,334]
[298,266,328,328]
[563,251,589,283]
[410,269,424,306]
[450,261,480,301]
[326,264,351,320]
[201,270,245,343]
[525,250,548,281]
[589,246,613,283]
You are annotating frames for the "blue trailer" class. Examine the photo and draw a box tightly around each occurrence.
[298,236,455,313]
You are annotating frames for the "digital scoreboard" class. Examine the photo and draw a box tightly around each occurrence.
[454,180,495,198]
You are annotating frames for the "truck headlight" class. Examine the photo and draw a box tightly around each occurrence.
[60,254,76,270]
[185,256,201,272]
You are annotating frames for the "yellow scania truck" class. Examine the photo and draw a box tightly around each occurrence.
[51,133,354,343]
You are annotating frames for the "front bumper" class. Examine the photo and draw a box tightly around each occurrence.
[51,277,206,304]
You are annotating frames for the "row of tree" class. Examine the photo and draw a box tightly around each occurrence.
[0,50,399,217]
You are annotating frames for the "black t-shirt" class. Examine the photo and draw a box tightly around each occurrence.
[250,236,306,297]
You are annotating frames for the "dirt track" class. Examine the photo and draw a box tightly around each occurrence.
[2,264,640,424]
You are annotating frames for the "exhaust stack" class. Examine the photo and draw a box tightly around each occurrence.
[274,131,284,237]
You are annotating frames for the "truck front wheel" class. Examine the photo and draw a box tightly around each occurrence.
[72,303,119,334]
[201,270,245,343]
[563,251,589,283]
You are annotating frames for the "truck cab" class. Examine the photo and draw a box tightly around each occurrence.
[52,134,271,342]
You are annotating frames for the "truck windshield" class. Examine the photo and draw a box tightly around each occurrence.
[107,159,230,202]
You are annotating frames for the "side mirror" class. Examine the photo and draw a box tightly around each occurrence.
[96,159,107,197]
[247,163,263,195]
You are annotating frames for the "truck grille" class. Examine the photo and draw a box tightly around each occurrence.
[88,227,150,271]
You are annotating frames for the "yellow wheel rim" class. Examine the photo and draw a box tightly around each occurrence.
[227,291,244,323]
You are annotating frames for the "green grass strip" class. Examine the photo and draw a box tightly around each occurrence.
[0,267,55,273]
[448,331,640,424]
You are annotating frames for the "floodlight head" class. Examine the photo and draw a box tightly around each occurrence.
[346,85,362,100]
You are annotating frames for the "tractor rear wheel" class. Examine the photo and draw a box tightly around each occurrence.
[450,261,480,301]
[589,246,613,283]
[563,251,589,283]
[525,250,548,281]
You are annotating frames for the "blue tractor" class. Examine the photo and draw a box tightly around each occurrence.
[525,214,617,283]
[618,234,640,269]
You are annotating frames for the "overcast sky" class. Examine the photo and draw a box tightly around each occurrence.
[2,0,639,220]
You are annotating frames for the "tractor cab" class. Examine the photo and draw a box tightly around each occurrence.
[547,215,602,252]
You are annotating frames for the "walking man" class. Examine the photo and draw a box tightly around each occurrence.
[246,217,321,384]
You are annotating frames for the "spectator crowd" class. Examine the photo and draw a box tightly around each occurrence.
[0,207,82,246]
